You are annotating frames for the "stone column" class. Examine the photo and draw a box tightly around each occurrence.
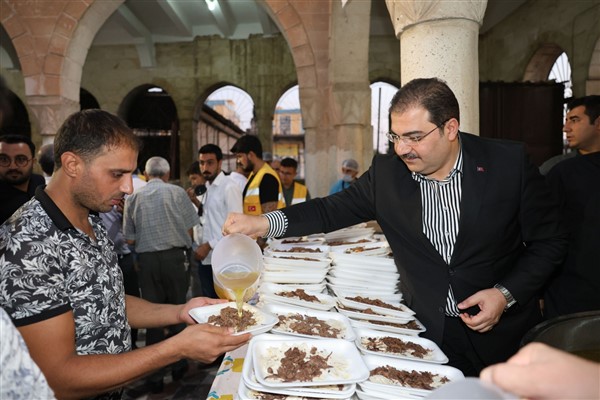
[386,0,487,134]
[27,96,80,144]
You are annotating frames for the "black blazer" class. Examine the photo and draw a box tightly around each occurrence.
[282,132,567,364]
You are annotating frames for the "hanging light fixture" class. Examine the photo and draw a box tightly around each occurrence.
[205,0,217,11]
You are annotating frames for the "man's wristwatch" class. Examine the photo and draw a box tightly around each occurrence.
[494,284,516,311]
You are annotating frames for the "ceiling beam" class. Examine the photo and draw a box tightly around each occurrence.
[256,4,277,35]
[114,5,156,68]
[156,0,193,36]
[209,0,233,37]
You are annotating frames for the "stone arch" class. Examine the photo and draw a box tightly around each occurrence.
[523,43,565,82]
[586,36,600,94]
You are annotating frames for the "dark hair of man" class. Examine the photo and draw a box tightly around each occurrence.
[199,143,223,161]
[280,157,298,170]
[53,109,141,168]
[568,95,600,125]
[230,134,263,159]
[0,134,35,157]
[389,78,460,127]
[186,160,200,175]
[38,144,54,175]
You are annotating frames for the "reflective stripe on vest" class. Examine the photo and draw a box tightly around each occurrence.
[290,182,308,205]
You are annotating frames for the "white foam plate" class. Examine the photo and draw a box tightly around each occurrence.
[332,289,403,303]
[262,302,356,341]
[335,304,414,324]
[262,270,327,284]
[241,334,356,399]
[335,243,391,257]
[252,338,369,387]
[263,255,332,268]
[329,252,395,266]
[337,296,415,318]
[188,302,277,336]
[355,328,448,363]
[326,283,399,296]
[361,354,464,396]
[270,236,325,247]
[326,275,399,290]
[266,244,331,256]
[259,283,336,311]
[329,267,399,281]
[260,282,327,293]
[349,317,425,336]
[263,262,329,273]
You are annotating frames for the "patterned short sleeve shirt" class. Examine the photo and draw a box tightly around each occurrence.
[0,187,131,357]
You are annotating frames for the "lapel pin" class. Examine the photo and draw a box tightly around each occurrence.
[477,166,485,172]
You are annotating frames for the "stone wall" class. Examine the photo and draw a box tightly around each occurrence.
[479,0,600,97]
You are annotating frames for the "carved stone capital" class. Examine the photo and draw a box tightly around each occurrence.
[385,0,487,36]
[330,83,371,126]
[27,96,80,137]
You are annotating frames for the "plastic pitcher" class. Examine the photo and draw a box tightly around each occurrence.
[211,233,263,304]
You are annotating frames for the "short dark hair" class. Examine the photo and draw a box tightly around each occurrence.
[568,95,600,125]
[199,143,223,161]
[230,134,263,159]
[54,109,141,168]
[0,134,35,157]
[280,157,298,170]
[389,78,460,126]
[186,160,200,175]
[38,144,54,175]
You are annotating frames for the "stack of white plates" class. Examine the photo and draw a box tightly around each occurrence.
[269,234,325,247]
[326,253,400,297]
[358,354,464,399]
[323,223,375,243]
[239,334,368,400]
[262,255,331,285]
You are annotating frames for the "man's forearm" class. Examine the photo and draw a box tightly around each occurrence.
[125,295,182,328]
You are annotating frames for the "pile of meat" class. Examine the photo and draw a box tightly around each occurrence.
[276,313,342,338]
[346,296,405,312]
[366,319,421,330]
[276,288,320,303]
[207,306,256,332]
[344,246,379,254]
[370,365,449,390]
[363,336,430,358]
[327,239,371,246]
[279,247,322,253]
[266,346,332,382]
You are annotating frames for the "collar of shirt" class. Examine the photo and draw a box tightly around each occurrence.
[412,140,464,184]
[206,171,226,189]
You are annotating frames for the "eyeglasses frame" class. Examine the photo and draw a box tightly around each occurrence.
[386,119,450,146]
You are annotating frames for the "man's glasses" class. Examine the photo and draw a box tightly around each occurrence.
[386,119,450,146]
[0,154,34,168]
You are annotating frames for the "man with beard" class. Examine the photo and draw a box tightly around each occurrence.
[230,134,284,216]
[0,134,46,223]
[0,109,250,399]
[194,144,242,298]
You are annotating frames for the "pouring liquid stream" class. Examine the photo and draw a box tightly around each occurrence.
[215,269,259,317]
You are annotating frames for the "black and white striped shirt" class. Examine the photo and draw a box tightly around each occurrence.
[412,146,463,316]
[264,147,465,316]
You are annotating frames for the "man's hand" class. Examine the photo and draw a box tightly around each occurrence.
[186,187,201,208]
[222,212,269,239]
[480,343,600,400]
[194,242,211,261]
[174,324,251,364]
[457,288,506,332]
[177,297,228,325]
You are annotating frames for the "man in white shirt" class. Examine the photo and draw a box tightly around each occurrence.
[194,144,243,298]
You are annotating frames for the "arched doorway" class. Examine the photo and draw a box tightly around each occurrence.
[118,85,180,178]
[273,84,305,179]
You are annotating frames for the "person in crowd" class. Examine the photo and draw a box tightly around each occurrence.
[229,160,249,191]
[185,160,206,298]
[100,199,142,349]
[329,158,359,194]
[0,109,249,399]
[542,96,600,318]
[262,151,281,173]
[223,78,567,376]
[480,342,599,400]
[123,156,201,392]
[278,157,311,207]
[37,143,54,184]
[0,134,46,223]
[230,134,284,215]
[539,95,600,175]
[194,144,243,298]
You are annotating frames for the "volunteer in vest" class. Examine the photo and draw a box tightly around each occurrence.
[230,134,284,215]
[278,157,310,207]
